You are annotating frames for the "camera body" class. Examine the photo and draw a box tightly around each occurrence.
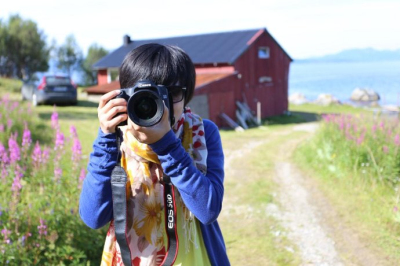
[114,80,175,127]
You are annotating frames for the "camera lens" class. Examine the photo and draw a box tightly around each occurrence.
[134,96,157,119]
[128,90,164,127]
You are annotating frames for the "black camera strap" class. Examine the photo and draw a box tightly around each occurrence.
[111,129,179,266]
[111,129,132,266]
[160,175,179,266]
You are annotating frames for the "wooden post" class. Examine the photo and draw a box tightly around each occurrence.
[257,101,261,125]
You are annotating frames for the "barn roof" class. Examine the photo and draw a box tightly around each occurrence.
[93,28,283,69]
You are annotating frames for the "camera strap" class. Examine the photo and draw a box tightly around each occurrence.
[111,129,132,266]
[160,175,179,266]
[111,129,179,266]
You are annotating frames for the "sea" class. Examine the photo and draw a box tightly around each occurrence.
[289,60,400,106]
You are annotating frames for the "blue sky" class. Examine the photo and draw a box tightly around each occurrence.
[1,0,399,59]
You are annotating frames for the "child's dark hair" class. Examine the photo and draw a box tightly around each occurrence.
[119,43,196,105]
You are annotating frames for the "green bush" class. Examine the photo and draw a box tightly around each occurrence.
[0,94,105,265]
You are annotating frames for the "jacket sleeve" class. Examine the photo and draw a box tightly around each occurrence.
[79,128,118,229]
[149,119,224,225]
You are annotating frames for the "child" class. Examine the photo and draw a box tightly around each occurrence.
[79,43,230,266]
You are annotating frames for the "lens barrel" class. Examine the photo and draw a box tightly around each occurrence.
[127,90,164,127]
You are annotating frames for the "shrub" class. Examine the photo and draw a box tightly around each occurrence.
[0,94,105,265]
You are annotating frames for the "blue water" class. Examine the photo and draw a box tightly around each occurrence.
[289,61,400,106]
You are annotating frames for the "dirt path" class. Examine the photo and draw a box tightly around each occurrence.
[224,123,389,265]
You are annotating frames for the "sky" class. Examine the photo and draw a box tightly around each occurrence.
[1,0,400,59]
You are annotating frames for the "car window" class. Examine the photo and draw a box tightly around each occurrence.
[46,77,71,86]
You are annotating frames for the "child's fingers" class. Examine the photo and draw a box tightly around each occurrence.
[98,90,121,109]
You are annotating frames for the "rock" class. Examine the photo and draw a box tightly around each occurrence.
[289,93,309,105]
[314,94,341,106]
[350,88,380,102]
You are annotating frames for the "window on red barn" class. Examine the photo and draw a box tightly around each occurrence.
[258,47,270,59]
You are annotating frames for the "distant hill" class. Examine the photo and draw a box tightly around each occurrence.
[298,48,400,62]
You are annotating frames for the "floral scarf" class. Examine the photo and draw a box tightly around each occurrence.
[101,108,208,266]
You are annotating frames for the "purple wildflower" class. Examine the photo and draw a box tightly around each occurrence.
[51,108,59,130]
[78,168,86,188]
[70,125,78,139]
[10,101,19,111]
[72,138,82,162]
[8,133,20,164]
[356,132,365,146]
[42,147,50,164]
[37,219,47,236]
[0,124,4,132]
[1,228,11,244]
[0,142,8,165]
[22,123,32,149]
[11,173,22,193]
[54,167,62,182]
[383,145,389,153]
[7,119,13,130]
[54,130,64,150]
[394,134,400,146]
[32,141,41,163]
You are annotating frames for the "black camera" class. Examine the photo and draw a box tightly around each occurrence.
[114,80,175,127]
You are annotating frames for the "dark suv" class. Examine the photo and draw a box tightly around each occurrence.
[21,75,78,106]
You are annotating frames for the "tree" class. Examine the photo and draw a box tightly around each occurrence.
[0,15,49,79]
[81,44,108,85]
[56,35,82,76]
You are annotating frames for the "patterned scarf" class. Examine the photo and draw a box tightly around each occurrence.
[101,108,208,266]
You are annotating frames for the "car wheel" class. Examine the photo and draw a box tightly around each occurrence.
[32,94,38,106]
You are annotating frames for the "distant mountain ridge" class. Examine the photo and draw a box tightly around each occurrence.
[298,48,400,62]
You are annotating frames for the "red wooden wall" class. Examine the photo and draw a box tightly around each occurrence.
[194,30,291,128]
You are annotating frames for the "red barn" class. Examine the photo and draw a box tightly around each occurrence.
[86,28,292,127]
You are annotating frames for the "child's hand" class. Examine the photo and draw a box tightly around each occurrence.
[98,90,128,134]
[127,102,171,144]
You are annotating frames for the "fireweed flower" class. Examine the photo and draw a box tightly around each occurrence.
[54,167,62,182]
[70,125,78,139]
[10,101,19,112]
[11,165,23,194]
[42,147,50,164]
[7,119,13,130]
[0,124,4,133]
[51,108,59,130]
[8,133,20,164]
[22,124,32,156]
[0,142,8,165]
[54,130,65,150]
[383,145,389,153]
[1,228,11,244]
[32,141,42,164]
[78,168,85,188]
[37,218,47,236]
[394,134,400,146]
[72,137,82,162]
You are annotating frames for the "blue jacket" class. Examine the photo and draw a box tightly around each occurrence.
[79,119,230,265]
